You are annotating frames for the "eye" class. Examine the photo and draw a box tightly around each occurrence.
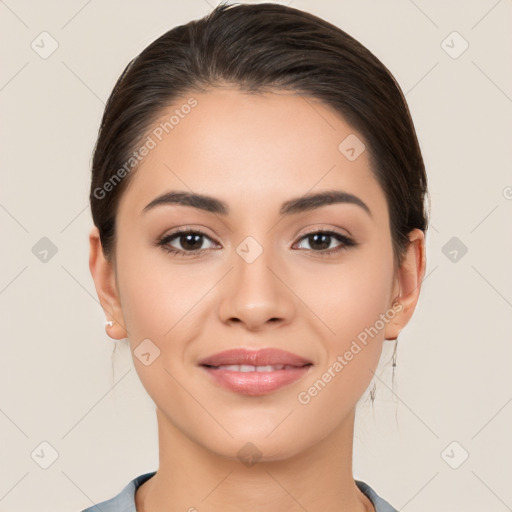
[156,228,357,258]
[293,230,356,256]
[156,229,218,257]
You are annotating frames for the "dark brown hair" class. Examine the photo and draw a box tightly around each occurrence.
[90,2,429,267]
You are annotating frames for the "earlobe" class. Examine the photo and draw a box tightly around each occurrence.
[88,226,127,340]
[384,228,426,341]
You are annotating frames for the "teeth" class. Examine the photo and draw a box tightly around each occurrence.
[215,364,292,372]
[256,365,281,372]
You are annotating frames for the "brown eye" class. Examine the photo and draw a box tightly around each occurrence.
[176,233,204,251]
[157,229,218,256]
[305,233,332,251]
[294,230,356,255]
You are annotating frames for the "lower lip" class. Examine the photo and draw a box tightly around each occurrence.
[200,365,312,396]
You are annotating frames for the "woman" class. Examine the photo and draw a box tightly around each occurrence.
[85,2,428,511]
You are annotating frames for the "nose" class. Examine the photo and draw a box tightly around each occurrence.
[217,243,296,332]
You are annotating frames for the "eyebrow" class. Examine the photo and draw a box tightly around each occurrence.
[142,190,372,218]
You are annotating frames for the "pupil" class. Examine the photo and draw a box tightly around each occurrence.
[182,233,202,250]
[310,233,330,250]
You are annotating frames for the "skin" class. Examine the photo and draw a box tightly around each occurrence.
[89,87,426,512]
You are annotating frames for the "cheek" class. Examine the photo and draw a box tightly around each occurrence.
[114,242,220,401]
[294,258,393,422]
[301,237,394,387]
[115,238,207,339]
[296,240,394,343]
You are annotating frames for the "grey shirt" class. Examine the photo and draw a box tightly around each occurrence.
[80,471,398,512]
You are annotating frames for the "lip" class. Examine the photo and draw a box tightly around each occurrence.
[198,348,312,367]
[198,348,313,396]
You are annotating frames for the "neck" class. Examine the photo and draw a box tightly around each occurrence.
[136,407,373,512]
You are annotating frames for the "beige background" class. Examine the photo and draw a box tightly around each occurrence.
[1,0,511,510]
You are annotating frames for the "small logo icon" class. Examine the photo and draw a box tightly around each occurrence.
[32,237,58,263]
[134,338,161,366]
[441,31,469,59]
[441,441,469,469]
[442,236,468,263]
[236,236,263,264]
[31,441,59,469]
[31,31,59,59]
[338,134,366,161]
[237,442,263,467]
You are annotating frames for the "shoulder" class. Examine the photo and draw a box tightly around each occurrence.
[355,480,398,512]
[79,471,157,512]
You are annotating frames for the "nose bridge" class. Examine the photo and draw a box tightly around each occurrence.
[218,234,294,329]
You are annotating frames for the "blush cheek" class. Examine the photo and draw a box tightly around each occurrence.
[321,257,392,384]
[117,254,208,380]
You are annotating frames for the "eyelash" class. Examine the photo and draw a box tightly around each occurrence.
[155,228,357,258]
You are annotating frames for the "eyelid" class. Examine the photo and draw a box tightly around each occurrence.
[295,225,353,240]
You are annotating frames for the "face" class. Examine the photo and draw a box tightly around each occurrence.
[91,87,423,462]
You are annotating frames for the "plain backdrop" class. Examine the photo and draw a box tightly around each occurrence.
[1,1,511,511]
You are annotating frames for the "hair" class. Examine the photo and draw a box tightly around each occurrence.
[90,1,429,269]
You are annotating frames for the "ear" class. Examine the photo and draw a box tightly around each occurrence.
[384,228,426,341]
[88,226,127,339]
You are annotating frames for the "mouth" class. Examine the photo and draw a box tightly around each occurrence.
[202,364,308,372]
[198,348,313,396]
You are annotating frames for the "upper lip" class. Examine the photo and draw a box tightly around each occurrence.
[198,348,312,367]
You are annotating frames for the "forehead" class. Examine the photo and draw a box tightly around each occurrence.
[117,87,387,221]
